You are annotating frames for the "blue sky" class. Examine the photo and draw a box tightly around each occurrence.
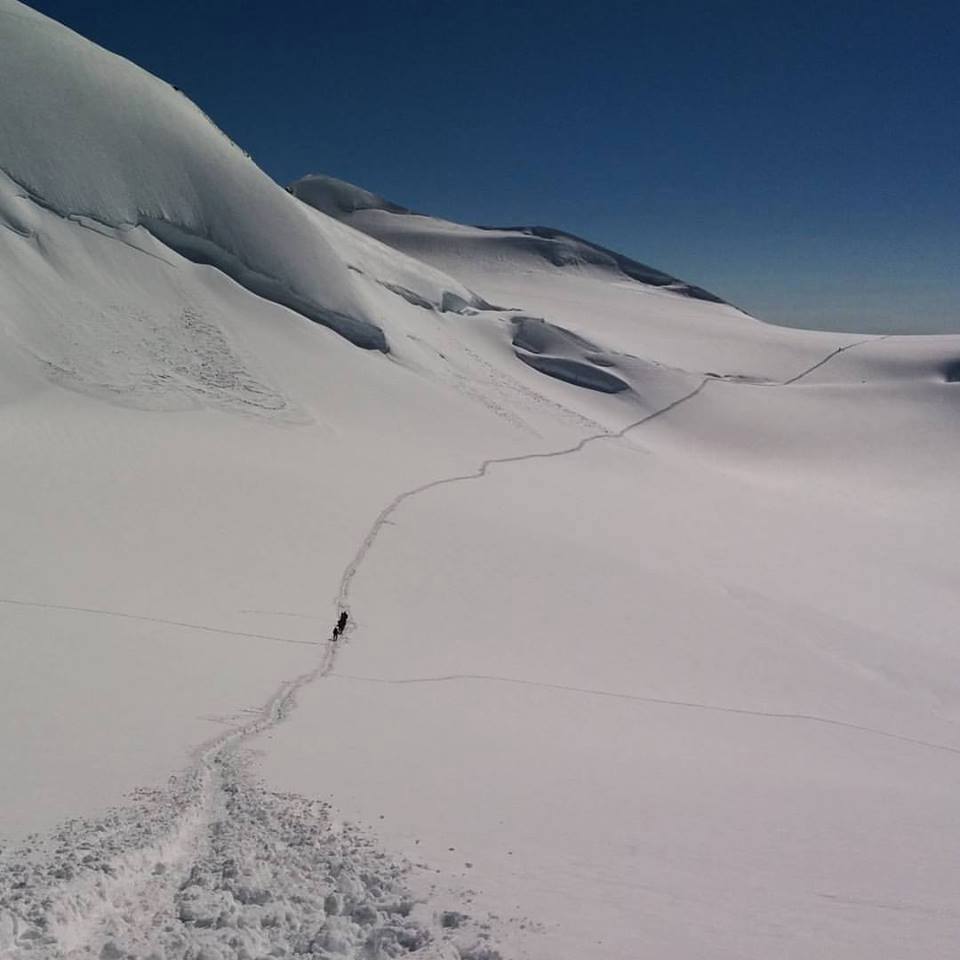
[30,0,959,332]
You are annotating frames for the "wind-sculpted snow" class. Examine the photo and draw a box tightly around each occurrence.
[290,175,728,304]
[510,316,630,393]
[0,1,384,350]
[514,353,629,393]
[298,202,495,320]
[0,181,298,413]
[477,225,728,303]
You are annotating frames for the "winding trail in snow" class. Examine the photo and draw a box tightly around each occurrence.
[335,332,896,619]
[328,333,960,769]
[336,377,711,615]
[0,336,905,958]
[2,373,712,959]
[782,335,889,385]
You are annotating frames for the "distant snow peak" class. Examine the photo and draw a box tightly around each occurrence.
[482,225,728,304]
[289,174,728,305]
[291,174,413,217]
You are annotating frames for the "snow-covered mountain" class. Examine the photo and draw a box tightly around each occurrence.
[2,2,959,959]
[291,174,728,303]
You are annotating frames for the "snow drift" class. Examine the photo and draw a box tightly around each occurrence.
[0,0,384,350]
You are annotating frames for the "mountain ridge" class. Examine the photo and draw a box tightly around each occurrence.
[291,173,731,306]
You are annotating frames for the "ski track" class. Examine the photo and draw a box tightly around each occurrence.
[0,598,319,648]
[240,609,327,622]
[332,674,960,758]
[0,338,893,959]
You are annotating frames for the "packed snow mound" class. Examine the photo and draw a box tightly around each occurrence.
[0,0,384,350]
[290,174,727,304]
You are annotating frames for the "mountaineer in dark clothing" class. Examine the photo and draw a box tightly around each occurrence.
[337,611,348,633]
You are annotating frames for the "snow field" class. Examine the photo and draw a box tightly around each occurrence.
[1,4,959,958]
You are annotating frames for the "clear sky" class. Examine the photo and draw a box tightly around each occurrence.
[28,0,960,332]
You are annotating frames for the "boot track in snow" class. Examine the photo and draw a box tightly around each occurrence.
[2,358,852,959]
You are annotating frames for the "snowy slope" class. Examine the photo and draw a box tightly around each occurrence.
[291,173,912,385]
[0,0,386,349]
[2,3,960,959]
[273,177,960,960]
